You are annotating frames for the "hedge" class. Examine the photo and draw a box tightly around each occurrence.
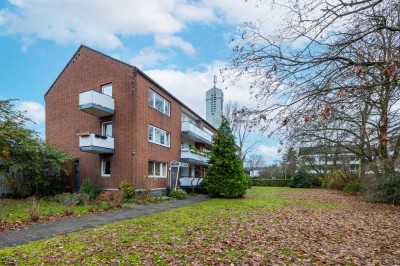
[251,179,291,187]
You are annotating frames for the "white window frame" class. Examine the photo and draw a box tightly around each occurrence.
[102,83,112,97]
[101,159,111,177]
[149,89,170,116]
[148,125,170,147]
[148,161,168,178]
[102,121,112,137]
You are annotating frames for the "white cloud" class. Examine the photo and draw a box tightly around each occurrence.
[145,60,254,118]
[155,34,195,55]
[129,48,168,68]
[256,144,282,162]
[16,101,45,124]
[0,0,288,50]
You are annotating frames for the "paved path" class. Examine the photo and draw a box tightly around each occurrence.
[0,195,208,249]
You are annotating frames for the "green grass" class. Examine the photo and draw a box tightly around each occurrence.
[1,187,395,265]
[0,198,97,223]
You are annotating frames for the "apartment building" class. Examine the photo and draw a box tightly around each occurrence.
[298,146,359,175]
[45,45,217,192]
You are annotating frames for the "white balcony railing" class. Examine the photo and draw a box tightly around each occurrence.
[181,122,213,145]
[180,149,209,165]
[79,90,115,117]
[79,133,114,154]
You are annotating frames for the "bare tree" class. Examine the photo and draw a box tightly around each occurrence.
[224,100,262,162]
[226,0,400,179]
[246,154,265,171]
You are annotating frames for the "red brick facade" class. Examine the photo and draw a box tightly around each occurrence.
[45,46,216,191]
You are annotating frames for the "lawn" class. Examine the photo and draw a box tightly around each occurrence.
[0,197,109,232]
[1,187,399,265]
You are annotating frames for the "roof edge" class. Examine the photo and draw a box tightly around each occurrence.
[44,45,218,132]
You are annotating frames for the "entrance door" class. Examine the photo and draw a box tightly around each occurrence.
[74,160,80,192]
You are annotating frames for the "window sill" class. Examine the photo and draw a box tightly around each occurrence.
[101,174,111,177]
[148,140,170,148]
[148,176,167,179]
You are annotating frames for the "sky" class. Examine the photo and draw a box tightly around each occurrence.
[0,0,289,164]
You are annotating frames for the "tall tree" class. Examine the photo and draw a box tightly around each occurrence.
[226,0,400,179]
[0,99,71,196]
[206,117,249,198]
[224,100,261,162]
[281,146,298,178]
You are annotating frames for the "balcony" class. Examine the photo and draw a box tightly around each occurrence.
[180,149,209,165]
[79,90,114,117]
[79,133,114,154]
[181,122,213,145]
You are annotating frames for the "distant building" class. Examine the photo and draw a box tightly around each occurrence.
[298,146,359,175]
[205,76,223,129]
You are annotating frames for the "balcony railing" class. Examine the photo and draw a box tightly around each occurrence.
[79,90,114,117]
[79,133,114,154]
[181,122,213,145]
[179,177,204,188]
[180,148,209,165]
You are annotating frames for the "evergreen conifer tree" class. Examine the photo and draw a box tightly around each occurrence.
[206,117,249,198]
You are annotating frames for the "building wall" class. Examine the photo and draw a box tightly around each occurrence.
[46,45,216,191]
[131,71,181,189]
[45,46,135,190]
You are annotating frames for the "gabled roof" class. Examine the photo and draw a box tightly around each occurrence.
[44,45,218,132]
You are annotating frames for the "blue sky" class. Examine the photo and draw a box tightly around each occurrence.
[0,0,287,164]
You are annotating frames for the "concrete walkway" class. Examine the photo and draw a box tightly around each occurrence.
[0,194,208,249]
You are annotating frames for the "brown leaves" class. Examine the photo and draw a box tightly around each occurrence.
[1,189,400,265]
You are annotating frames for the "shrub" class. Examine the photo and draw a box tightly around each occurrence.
[79,193,90,206]
[290,170,320,188]
[362,173,400,204]
[119,181,135,199]
[169,189,188,200]
[206,117,249,198]
[343,181,362,194]
[79,179,103,200]
[251,179,291,187]
[56,193,80,215]
[96,191,124,208]
[28,197,40,222]
[322,171,356,190]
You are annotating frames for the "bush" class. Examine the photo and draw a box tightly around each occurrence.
[321,171,356,190]
[290,170,320,188]
[119,181,135,199]
[169,189,188,200]
[343,181,362,194]
[362,173,400,204]
[56,193,80,215]
[251,179,291,187]
[96,191,124,208]
[79,179,103,200]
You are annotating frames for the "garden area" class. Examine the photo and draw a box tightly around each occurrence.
[1,187,399,265]
[0,179,189,233]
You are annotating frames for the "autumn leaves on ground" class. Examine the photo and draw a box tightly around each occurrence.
[1,187,399,265]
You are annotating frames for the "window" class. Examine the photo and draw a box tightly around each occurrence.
[149,89,170,116]
[102,83,112,97]
[148,125,170,147]
[148,161,168,178]
[101,159,111,176]
[102,121,112,137]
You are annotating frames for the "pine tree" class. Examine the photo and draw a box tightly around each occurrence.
[206,117,249,198]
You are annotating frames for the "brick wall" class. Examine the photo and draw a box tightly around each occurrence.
[132,71,181,189]
[46,46,188,191]
[45,46,135,190]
